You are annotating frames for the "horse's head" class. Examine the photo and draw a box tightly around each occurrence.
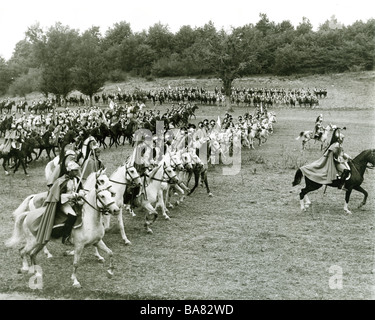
[170,152,184,171]
[163,163,179,184]
[94,186,120,216]
[125,164,142,187]
[367,149,375,168]
[181,151,193,171]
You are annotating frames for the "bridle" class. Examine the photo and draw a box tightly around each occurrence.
[146,164,179,184]
[109,165,142,187]
[81,187,116,215]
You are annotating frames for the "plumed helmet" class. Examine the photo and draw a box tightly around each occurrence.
[66,161,80,172]
[329,128,344,146]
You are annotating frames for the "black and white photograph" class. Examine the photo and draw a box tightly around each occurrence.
[0,0,374,304]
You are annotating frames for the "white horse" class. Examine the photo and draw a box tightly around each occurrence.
[296,124,333,150]
[138,155,180,233]
[11,169,114,259]
[102,162,142,245]
[5,178,120,288]
[248,122,263,148]
[163,150,190,209]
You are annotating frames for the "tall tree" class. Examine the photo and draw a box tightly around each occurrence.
[0,57,11,95]
[27,22,79,102]
[206,28,253,111]
[74,26,106,106]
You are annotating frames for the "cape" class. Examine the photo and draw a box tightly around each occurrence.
[300,144,341,185]
[35,175,69,245]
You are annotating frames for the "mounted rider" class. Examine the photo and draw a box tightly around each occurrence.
[300,127,351,189]
[36,160,84,245]
[0,121,25,154]
[313,114,324,139]
[80,136,105,182]
[327,128,351,188]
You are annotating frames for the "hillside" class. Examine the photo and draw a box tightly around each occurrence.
[2,71,374,110]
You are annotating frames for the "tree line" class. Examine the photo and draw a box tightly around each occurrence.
[0,14,374,109]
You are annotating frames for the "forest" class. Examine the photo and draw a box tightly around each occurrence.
[0,13,374,100]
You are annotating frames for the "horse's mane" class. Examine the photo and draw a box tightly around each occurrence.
[147,163,163,180]
[353,149,374,162]
[110,164,125,179]
[84,171,97,188]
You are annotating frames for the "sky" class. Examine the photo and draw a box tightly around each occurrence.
[0,0,374,61]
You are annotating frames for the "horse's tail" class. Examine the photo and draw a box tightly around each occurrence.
[12,194,34,219]
[295,132,304,140]
[5,212,28,248]
[292,168,303,187]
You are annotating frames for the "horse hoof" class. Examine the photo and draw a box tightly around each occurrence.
[97,257,105,263]
[124,240,132,245]
[208,192,213,197]
[164,215,170,221]
[19,268,29,274]
[73,282,82,289]
[5,171,9,176]
[107,269,114,278]
[147,228,153,234]
[344,209,352,215]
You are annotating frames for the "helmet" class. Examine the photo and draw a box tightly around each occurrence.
[337,133,344,142]
[66,161,80,172]
[65,149,76,157]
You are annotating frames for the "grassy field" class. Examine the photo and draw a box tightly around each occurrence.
[0,71,374,300]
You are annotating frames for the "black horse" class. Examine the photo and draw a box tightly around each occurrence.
[292,149,375,214]
[1,136,38,176]
[34,129,59,161]
[0,116,13,138]
[91,123,110,149]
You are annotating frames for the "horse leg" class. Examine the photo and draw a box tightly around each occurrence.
[18,158,28,176]
[187,171,199,195]
[345,185,368,213]
[299,179,322,211]
[71,244,84,288]
[29,244,44,273]
[18,246,31,273]
[43,245,53,259]
[117,207,132,245]
[201,171,213,197]
[142,202,158,234]
[165,185,174,209]
[95,240,114,278]
[155,189,170,220]
[354,185,368,209]
[343,188,353,215]
[35,149,43,161]
[304,195,311,208]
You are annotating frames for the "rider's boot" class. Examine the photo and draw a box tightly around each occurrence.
[61,214,77,245]
[337,169,350,190]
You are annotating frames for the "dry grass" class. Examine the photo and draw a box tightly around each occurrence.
[0,71,374,300]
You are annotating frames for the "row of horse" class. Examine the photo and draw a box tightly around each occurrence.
[5,140,212,288]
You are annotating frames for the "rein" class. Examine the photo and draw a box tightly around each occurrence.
[81,189,115,215]
[145,165,178,184]
[109,165,141,186]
